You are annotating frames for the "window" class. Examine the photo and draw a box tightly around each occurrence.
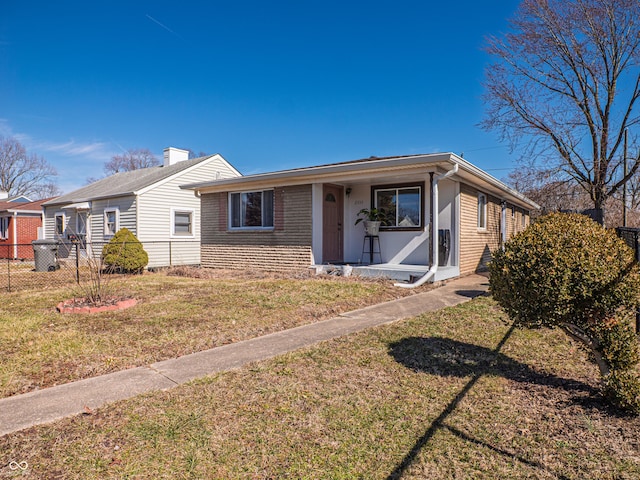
[104,208,119,237]
[373,184,422,230]
[477,193,487,230]
[229,190,274,229]
[55,212,66,236]
[0,217,8,239]
[172,209,194,236]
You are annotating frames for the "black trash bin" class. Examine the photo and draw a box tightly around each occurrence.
[32,239,60,272]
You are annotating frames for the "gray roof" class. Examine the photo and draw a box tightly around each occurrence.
[183,152,539,211]
[44,155,217,206]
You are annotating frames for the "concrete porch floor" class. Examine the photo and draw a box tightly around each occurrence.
[313,263,460,282]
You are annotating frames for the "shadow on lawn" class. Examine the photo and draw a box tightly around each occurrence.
[385,326,599,480]
[389,336,597,394]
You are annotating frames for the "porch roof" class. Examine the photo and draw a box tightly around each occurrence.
[183,153,539,210]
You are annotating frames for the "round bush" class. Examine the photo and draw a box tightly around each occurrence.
[489,212,640,413]
[102,227,149,274]
[489,213,640,329]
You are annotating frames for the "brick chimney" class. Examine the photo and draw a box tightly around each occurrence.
[163,147,190,167]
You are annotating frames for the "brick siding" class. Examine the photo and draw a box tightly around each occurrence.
[0,216,42,259]
[459,182,530,275]
[201,244,312,272]
[201,184,313,271]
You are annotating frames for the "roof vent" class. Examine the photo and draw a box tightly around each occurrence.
[0,191,8,200]
[163,147,190,167]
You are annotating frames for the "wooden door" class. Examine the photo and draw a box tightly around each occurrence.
[322,185,344,263]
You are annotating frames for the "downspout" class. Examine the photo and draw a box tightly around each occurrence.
[500,200,507,249]
[12,212,17,259]
[428,172,434,271]
[395,163,459,288]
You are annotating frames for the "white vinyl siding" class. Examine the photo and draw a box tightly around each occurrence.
[90,198,136,238]
[136,157,241,267]
[43,156,240,268]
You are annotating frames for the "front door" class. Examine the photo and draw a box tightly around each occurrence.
[76,211,88,250]
[322,185,344,263]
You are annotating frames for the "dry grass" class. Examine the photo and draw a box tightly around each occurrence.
[1,296,638,478]
[0,267,426,398]
[0,259,81,292]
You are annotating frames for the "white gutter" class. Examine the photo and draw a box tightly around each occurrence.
[395,163,459,288]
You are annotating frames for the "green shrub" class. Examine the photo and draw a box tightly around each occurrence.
[490,213,640,327]
[102,228,149,274]
[489,212,640,413]
[604,368,640,413]
[591,314,640,371]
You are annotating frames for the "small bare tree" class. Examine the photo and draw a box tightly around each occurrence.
[483,0,640,221]
[0,135,60,199]
[87,148,160,184]
[104,148,159,175]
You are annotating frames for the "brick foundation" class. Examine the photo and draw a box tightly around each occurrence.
[201,244,312,272]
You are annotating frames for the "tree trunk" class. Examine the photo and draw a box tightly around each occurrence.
[592,186,607,225]
[560,322,610,378]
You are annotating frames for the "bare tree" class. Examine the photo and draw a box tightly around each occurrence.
[187,149,209,159]
[104,148,159,175]
[36,182,63,200]
[506,164,640,226]
[87,148,161,184]
[482,0,640,222]
[0,135,60,199]
[506,167,592,217]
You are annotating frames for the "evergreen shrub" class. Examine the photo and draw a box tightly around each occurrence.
[102,228,149,274]
[489,212,640,413]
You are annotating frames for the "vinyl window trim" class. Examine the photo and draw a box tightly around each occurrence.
[171,207,195,238]
[104,207,120,238]
[477,193,487,230]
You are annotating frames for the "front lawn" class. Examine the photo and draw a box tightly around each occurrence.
[2,296,639,478]
[0,269,422,398]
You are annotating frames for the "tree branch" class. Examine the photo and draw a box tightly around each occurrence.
[560,322,609,377]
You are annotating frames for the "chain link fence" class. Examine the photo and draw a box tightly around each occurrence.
[0,240,200,292]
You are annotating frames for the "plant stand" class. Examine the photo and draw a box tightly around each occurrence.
[360,235,382,264]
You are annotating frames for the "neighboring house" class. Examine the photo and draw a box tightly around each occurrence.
[184,153,539,284]
[42,147,241,268]
[0,197,51,260]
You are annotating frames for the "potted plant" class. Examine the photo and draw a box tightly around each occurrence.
[355,208,389,235]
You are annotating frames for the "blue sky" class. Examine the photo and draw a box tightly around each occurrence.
[1,0,521,195]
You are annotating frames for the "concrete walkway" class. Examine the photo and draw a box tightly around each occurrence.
[0,274,489,437]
